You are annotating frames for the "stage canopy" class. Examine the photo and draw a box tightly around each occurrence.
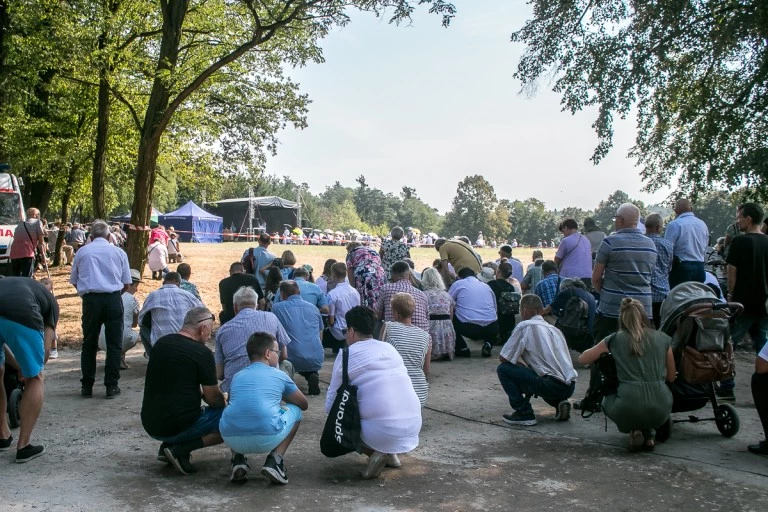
[159,201,223,243]
[205,196,299,235]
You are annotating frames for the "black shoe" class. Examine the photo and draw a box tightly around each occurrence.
[716,389,735,402]
[481,342,492,357]
[230,453,250,483]
[455,348,471,358]
[261,454,288,484]
[748,441,768,456]
[106,386,121,399]
[307,373,321,395]
[81,387,93,398]
[16,444,45,463]
[0,435,13,451]
[164,446,197,475]
[157,443,170,464]
[502,411,537,426]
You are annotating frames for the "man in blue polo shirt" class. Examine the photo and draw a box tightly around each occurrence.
[665,198,709,288]
[592,203,657,341]
[272,266,329,314]
[272,281,324,395]
[242,233,276,288]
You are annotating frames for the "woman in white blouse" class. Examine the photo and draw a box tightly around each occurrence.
[325,306,422,479]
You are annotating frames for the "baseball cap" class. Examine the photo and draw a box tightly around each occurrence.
[130,269,142,282]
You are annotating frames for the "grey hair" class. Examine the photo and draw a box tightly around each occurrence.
[90,220,110,239]
[420,267,445,291]
[560,278,586,292]
[233,286,258,309]
[391,226,405,240]
[182,307,214,328]
[616,203,640,225]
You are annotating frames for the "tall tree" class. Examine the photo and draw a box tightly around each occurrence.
[511,1,768,198]
[443,174,498,238]
[507,198,557,246]
[125,0,455,270]
[592,190,648,231]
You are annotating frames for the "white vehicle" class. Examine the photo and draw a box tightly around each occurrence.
[0,169,25,271]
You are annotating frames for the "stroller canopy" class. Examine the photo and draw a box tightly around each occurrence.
[660,282,719,335]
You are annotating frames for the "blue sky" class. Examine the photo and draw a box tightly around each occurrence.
[265,1,672,213]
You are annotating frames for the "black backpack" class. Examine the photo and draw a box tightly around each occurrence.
[579,336,619,418]
[555,290,592,352]
[242,248,256,274]
[498,290,521,316]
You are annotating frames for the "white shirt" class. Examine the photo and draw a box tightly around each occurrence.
[448,276,497,325]
[499,315,578,385]
[70,238,132,295]
[147,241,168,272]
[139,285,203,345]
[98,292,140,348]
[327,282,361,340]
[325,339,422,454]
[759,342,768,363]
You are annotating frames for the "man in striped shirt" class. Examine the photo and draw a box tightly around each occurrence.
[592,203,657,341]
[377,261,430,333]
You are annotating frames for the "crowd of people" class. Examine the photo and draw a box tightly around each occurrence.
[1,199,767,484]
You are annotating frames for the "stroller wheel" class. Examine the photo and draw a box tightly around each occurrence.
[8,388,22,429]
[656,417,672,443]
[715,404,739,438]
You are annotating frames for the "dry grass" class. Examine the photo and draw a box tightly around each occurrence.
[49,242,557,347]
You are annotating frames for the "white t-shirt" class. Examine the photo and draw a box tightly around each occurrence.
[499,315,578,385]
[327,282,361,340]
[759,342,768,363]
[325,339,422,454]
[147,241,168,271]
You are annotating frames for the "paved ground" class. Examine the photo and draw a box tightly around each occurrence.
[2,340,767,511]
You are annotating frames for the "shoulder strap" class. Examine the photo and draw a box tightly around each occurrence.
[342,347,350,386]
[22,222,36,245]
[605,333,616,351]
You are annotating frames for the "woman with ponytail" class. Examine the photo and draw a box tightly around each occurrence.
[580,297,676,451]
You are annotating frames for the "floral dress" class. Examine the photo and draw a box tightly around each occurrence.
[346,246,386,310]
[424,289,455,360]
[380,239,411,280]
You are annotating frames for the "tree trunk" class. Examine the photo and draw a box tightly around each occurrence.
[0,0,9,161]
[126,0,189,271]
[53,160,78,266]
[22,178,54,217]
[91,74,109,219]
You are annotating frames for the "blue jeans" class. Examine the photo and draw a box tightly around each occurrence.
[669,260,705,289]
[720,315,768,392]
[151,407,224,445]
[497,362,575,416]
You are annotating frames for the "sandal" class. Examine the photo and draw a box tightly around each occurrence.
[628,430,644,452]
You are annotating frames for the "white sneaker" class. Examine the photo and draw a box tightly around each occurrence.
[386,454,401,468]
[49,349,59,359]
[361,451,387,479]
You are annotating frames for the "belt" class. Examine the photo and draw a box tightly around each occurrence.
[429,314,450,320]
[83,290,121,296]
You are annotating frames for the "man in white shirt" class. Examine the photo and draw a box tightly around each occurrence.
[497,294,577,426]
[147,238,169,280]
[139,272,203,356]
[324,262,361,351]
[449,267,498,358]
[70,220,132,399]
[665,198,710,288]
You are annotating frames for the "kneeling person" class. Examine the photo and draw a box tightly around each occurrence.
[141,307,226,475]
[220,333,308,485]
[497,294,577,426]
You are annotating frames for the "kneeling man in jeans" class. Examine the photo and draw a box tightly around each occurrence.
[220,332,308,485]
[497,294,577,426]
[141,307,226,475]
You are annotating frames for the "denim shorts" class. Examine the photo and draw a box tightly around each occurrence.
[222,404,302,454]
[0,318,45,378]
[151,407,224,445]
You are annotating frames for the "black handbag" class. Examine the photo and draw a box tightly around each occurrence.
[580,335,619,418]
[320,348,362,457]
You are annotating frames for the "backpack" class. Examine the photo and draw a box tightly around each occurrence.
[579,336,619,418]
[498,290,521,316]
[242,248,256,274]
[555,290,592,352]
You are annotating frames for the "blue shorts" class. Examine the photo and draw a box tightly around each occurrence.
[222,404,302,454]
[0,318,45,378]
[151,407,224,445]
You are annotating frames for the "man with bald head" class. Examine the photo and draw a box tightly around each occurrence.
[592,203,657,341]
[665,198,709,288]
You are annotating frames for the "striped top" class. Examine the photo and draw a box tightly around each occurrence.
[595,228,657,318]
[382,322,429,405]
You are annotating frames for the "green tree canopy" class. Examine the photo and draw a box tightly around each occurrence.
[511,0,768,198]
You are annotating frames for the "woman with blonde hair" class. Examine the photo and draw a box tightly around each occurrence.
[579,297,676,451]
[421,267,456,361]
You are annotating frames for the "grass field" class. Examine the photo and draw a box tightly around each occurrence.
[48,242,558,346]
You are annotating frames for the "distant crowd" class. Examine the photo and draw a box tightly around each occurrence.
[0,199,767,482]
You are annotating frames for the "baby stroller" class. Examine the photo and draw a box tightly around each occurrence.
[4,365,23,429]
[657,282,742,440]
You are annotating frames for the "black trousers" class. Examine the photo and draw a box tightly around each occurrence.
[652,302,663,330]
[669,260,704,289]
[453,317,498,354]
[81,291,123,388]
[322,329,345,351]
[593,313,619,344]
[752,372,768,440]
[10,257,35,278]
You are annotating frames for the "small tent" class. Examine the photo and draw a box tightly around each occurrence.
[159,201,223,243]
[110,207,163,226]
